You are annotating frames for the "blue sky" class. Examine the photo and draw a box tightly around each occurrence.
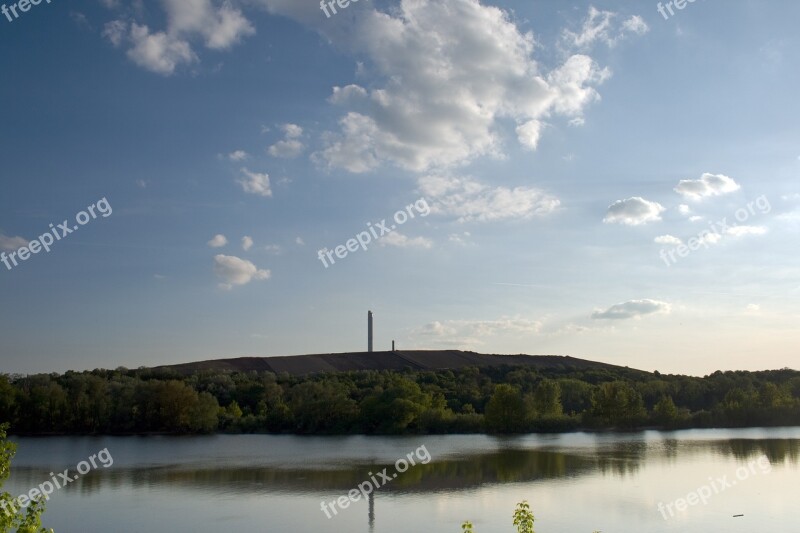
[1,0,798,375]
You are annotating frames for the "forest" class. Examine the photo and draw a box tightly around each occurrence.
[1,363,799,435]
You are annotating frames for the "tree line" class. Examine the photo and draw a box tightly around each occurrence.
[1,364,799,435]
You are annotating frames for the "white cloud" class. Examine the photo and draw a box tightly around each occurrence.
[516,120,544,151]
[449,232,472,246]
[268,123,305,158]
[207,234,228,248]
[418,175,560,223]
[379,232,433,249]
[746,304,761,314]
[726,225,768,237]
[603,197,665,226]
[622,15,649,36]
[135,179,148,189]
[103,0,255,75]
[654,235,682,245]
[561,7,649,50]
[689,215,704,222]
[228,150,248,161]
[0,233,28,252]
[316,1,615,173]
[699,232,722,246]
[295,237,305,246]
[125,23,198,75]
[678,204,691,216]
[264,244,283,255]
[102,20,127,46]
[674,173,741,200]
[242,236,254,251]
[415,316,542,347]
[237,168,272,197]
[213,254,270,290]
[591,299,671,320]
[782,193,800,201]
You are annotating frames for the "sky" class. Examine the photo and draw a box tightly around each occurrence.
[1,0,799,376]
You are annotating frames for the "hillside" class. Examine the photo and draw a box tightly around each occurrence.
[152,350,632,377]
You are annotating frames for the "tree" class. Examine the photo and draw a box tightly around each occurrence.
[485,385,528,433]
[652,395,679,427]
[532,380,563,418]
[0,424,53,533]
[590,381,646,427]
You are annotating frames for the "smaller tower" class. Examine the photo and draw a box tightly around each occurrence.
[368,311,373,352]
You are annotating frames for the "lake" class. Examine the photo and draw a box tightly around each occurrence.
[6,428,800,532]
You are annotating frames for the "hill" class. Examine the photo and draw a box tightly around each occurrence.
[152,350,632,377]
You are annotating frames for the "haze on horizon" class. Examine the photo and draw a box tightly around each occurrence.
[1,0,799,377]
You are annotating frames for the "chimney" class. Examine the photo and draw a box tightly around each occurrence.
[392,340,395,351]
[368,311,373,352]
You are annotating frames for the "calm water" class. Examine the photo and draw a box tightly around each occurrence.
[6,428,800,532]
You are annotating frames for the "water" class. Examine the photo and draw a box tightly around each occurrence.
[5,428,800,533]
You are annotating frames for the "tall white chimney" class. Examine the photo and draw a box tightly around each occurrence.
[368,310,373,352]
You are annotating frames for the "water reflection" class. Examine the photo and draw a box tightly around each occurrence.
[10,437,799,497]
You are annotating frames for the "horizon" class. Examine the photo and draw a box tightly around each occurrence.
[2,0,799,376]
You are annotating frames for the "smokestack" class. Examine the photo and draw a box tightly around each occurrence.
[392,340,395,351]
[368,311,373,352]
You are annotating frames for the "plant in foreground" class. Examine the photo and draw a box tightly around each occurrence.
[462,501,601,533]
[0,424,53,533]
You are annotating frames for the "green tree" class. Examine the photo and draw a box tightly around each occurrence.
[485,384,528,433]
[0,424,53,533]
[590,381,646,427]
[652,395,679,426]
[532,380,563,418]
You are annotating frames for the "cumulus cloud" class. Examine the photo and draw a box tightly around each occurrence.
[315,1,619,173]
[213,254,270,289]
[207,234,228,248]
[418,175,560,223]
[678,204,691,216]
[237,168,272,197]
[242,236,254,251]
[103,0,255,75]
[654,235,682,245]
[561,7,649,50]
[268,123,305,158]
[416,316,542,347]
[0,233,28,252]
[699,232,722,245]
[591,299,671,320]
[228,150,248,161]
[379,232,433,249]
[674,173,741,200]
[516,120,544,151]
[604,197,665,226]
[726,225,768,237]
